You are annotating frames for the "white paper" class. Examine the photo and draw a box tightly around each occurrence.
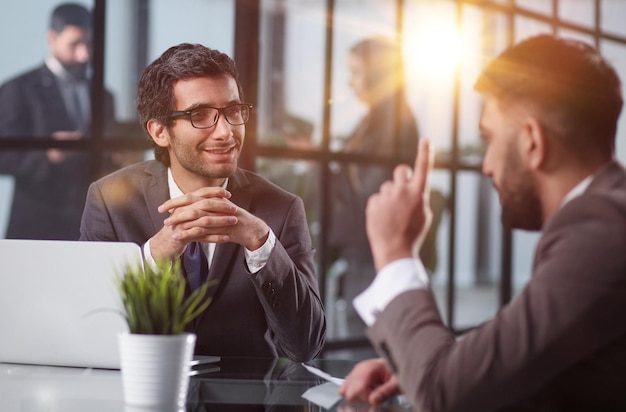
[301,363,345,386]
[302,382,343,409]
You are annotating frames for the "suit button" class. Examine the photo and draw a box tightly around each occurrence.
[262,281,272,292]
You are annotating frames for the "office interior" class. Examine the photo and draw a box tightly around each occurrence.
[1,0,626,359]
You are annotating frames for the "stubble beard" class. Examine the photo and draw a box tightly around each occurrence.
[499,150,543,231]
[170,131,239,180]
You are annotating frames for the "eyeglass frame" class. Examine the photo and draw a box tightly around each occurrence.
[169,103,253,129]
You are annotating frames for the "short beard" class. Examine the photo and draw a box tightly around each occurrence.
[500,154,543,231]
[169,128,238,181]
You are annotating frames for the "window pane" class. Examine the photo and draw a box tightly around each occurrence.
[514,16,552,42]
[451,172,501,329]
[602,0,626,37]
[0,1,95,240]
[331,0,399,151]
[0,149,89,240]
[558,0,595,28]
[403,0,458,155]
[601,39,626,164]
[516,0,552,17]
[257,0,326,149]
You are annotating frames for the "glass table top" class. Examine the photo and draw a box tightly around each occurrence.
[0,357,412,411]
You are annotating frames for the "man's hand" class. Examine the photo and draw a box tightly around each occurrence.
[47,130,82,163]
[149,186,269,261]
[365,138,433,271]
[339,358,400,405]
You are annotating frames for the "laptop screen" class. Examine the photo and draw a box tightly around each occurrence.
[0,240,143,369]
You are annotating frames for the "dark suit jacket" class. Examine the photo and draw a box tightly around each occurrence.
[368,161,626,412]
[0,64,115,239]
[79,160,326,362]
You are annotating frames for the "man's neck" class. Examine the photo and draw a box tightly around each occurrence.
[167,167,228,196]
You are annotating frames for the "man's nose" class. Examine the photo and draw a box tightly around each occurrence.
[211,114,233,139]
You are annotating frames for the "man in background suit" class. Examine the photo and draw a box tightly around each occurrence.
[339,35,626,411]
[80,43,326,361]
[0,3,115,240]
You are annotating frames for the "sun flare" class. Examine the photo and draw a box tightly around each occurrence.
[404,21,464,76]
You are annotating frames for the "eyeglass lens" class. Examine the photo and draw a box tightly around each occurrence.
[191,104,249,128]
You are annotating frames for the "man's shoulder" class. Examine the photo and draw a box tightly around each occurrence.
[94,159,164,187]
[0,64,52,90]
[583,161,626,212]
[548,163,626,232]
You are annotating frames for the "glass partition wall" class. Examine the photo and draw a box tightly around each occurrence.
[1,0,626,357]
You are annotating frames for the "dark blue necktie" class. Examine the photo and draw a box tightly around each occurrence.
[182,242,208,291]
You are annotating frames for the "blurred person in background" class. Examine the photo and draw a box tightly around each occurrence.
[0,3,115,239]
[323,36,444,337]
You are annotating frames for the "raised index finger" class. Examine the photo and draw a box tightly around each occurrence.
[411,138,432,195]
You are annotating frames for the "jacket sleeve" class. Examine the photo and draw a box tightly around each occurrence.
[367,193,626,412]
[251,195,326,362]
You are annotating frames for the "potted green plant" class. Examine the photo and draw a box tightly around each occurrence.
[116,258,211,408]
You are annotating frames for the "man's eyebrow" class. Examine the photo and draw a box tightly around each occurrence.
[182,101,242,111]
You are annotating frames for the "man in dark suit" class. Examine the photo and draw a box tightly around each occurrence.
[80,43,326,361]
[339,35,626,411]
[0,3,115,240]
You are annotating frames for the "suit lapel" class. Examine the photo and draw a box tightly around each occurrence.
[142,161,170,233]
[36,66,73,128]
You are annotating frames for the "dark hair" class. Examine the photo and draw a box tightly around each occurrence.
[475,34,623,159]
[137,43,244,165]
[350,36,405,98]
[50,3,91,32]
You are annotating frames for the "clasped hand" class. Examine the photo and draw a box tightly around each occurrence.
[151,186,269,260]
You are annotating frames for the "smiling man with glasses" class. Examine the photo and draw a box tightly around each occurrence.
[79,43,326,362]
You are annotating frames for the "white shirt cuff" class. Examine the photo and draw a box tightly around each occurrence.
[353,257,430,326]
[142,239,160,272]
[244,229,276,274]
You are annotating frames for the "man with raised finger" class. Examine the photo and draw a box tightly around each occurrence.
[79,43,325,362]
[340,35,626,411]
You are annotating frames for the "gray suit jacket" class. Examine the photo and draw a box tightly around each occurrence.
[368,161,626,411]
[80,160,326,361]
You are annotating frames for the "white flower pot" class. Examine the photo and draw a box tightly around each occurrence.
[118,332,196,408]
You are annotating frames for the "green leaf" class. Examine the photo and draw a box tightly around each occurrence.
[116,257,213,335]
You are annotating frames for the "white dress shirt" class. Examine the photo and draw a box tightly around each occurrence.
[353,174,595,326]
[143,168,276,274]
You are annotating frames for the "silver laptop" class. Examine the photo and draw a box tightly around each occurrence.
[0,239,143,369]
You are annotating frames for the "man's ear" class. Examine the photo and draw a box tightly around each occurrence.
[521,116,547,170]
[147,119,169,148]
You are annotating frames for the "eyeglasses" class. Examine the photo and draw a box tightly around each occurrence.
[169,103,253,129]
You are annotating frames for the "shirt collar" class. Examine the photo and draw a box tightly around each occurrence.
[45,55,89,84]
[560,174,594,208]
[45,56,73,83]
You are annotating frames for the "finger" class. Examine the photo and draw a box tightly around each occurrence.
[159,193,195,213]
[165,210,238,227]
[411,138,433,195]
[393,164,414,183]
[368,378,399,405]
[191,187,231,199]
[171,224,234,242]
[158,188,231,213]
